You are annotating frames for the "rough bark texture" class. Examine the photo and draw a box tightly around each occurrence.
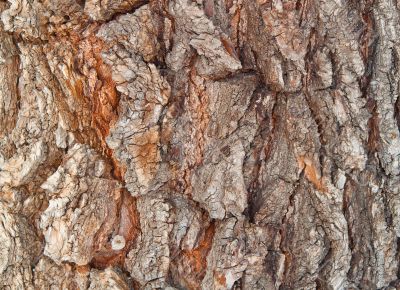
[1,0,400,289]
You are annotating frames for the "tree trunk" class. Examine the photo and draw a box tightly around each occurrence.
[1,0,400,289]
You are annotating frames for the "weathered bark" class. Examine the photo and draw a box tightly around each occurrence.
[1,0,400,289]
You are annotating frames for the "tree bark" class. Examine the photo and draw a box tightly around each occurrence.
[1,0,400,289]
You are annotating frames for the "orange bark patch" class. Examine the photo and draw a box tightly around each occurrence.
[118,190,140,248]
[90,190,139,269]
[220,36,239,60]
[183,222,215,272]
[45,23,140,273]
[188,65,210,167]
[49,29,124,180]
[77,35,134,264]
[175,221,216,290]
[297,156,326,192]
[215,271,227,287]
[50,30,138,271]
[76,35,123,178]
[75,264,90,275]
[65,78,85,103]
[85,36,126,179]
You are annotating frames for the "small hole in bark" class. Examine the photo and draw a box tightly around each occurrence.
[221,145,231,156]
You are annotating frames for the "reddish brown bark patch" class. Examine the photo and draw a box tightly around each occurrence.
[90,190,140,269]
[297,156,326,192]
[77,35,125,180]
[171,221,216,290]
[214,271,227,287]
[366,98,381,154]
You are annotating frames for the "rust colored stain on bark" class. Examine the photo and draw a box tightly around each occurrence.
[189,64,210,167]
[78,35,125,180]
[75,264,90,275]
[220,36,239,60]
[50,30,139,270]
[79,35,140,270]
[177,222,216,289]
[185,222,215,271]
[90,190,140,269]
[118,190,140,249]
[50,29,126,180]
[214,271,227,287]
[297,156,326,192]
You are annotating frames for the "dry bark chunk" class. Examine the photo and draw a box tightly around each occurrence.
[40,144,121,265]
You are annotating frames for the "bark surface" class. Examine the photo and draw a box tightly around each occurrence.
[1,0,400,289]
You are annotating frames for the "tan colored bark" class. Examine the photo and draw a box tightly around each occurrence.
[1,0,400,289]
